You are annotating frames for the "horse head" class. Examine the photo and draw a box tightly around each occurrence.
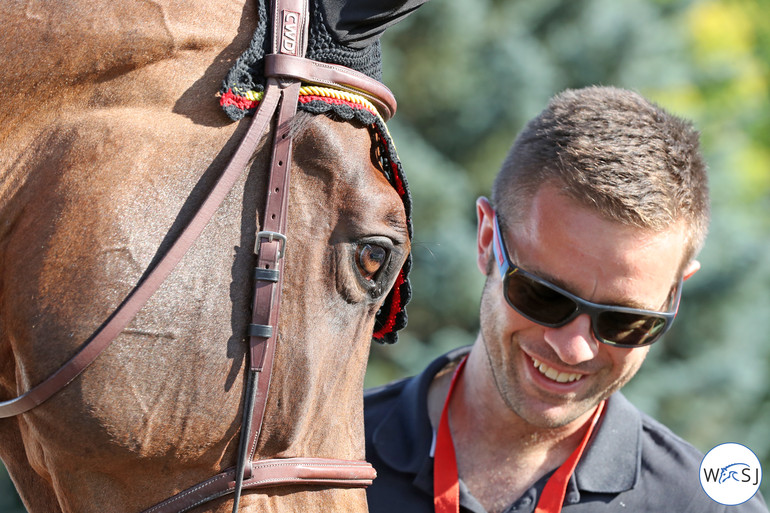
[0,0,424,511]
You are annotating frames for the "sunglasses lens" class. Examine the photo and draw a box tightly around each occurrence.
[595,312,667,346]
[505,272,577,325]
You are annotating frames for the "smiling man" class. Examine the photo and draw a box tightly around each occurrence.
[364,87,767,513]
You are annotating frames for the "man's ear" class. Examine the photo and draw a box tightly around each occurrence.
[476,197,495,275]
[683,260,701,282]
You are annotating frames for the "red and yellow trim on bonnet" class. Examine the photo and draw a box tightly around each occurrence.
[221,85,383,121]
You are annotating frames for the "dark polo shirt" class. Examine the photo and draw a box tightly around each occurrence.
[364,347,768,513]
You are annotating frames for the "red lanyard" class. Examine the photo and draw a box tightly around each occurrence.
[433,356,605,513]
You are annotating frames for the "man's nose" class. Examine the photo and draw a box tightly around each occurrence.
[542,314,600,365]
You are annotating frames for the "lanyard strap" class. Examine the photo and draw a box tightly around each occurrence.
[433,356,605,513]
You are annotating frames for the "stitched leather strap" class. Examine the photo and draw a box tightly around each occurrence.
[227,2,310,509]
[141,458,376,513]
[264,53,397,120]
[238,0,309,483]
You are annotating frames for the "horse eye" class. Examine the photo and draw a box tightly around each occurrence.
[355,243,388,281]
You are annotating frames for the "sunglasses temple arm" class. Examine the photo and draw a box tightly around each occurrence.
[491,215,510,277]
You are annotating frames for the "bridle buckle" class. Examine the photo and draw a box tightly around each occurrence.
[256,231,288,259]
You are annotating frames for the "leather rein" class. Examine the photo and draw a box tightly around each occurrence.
[0,0,397,511]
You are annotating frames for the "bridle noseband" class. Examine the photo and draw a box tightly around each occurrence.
[0,0,403,511]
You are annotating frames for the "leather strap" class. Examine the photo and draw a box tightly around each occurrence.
[142,458,377,513]
[237,0,309,485]
[264,53,397,120]
[228,1,308,509]
[229,79,302,512]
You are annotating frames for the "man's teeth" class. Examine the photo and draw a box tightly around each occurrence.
[531,358,583,383]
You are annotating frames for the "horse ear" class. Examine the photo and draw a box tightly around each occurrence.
[318,0,432,50]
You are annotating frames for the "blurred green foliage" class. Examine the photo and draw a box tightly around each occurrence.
[3,0,768,509]
[368,0,770,502]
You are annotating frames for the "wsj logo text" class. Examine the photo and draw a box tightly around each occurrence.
[702,462,760,487]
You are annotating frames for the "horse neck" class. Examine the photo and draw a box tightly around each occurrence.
[1,1,256,139]
[0,0,257,233]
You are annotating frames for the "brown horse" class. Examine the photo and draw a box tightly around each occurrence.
[0,1,412,512]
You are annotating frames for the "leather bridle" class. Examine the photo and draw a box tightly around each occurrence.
[0,0,401,511]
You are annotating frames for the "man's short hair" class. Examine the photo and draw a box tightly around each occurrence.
[492,86,710,270]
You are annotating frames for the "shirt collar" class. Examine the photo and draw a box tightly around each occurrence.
[369,347,642,494]
[370,347,469,473]
[574,392,642,493]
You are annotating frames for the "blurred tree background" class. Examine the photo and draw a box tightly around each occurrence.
[367,0,770,502]
[2,0,768,509]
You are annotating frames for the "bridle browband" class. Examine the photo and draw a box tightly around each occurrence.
[0,0,401,511]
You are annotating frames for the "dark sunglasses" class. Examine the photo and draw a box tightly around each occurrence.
[491,213,682,348]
